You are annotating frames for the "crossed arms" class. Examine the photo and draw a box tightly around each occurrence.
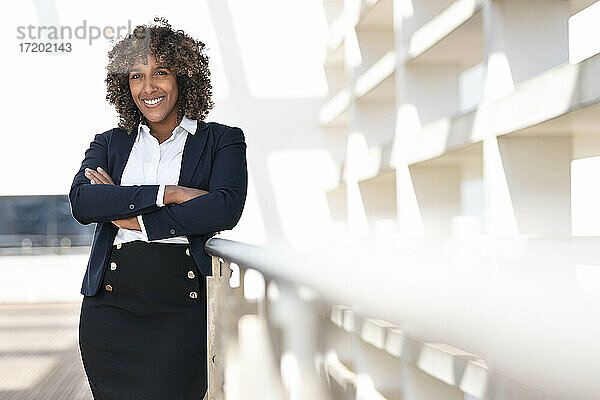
[69,127,248,240]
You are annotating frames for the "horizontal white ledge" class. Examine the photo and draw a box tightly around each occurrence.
[319,88,351,125]
[407,0,483,61]
[401,53,600,165]
[355,50,397,99]
[331,313,490,396]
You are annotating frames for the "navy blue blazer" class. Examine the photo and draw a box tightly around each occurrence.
[69,120,247,296]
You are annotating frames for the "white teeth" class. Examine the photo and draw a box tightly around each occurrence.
[143,96,164,105]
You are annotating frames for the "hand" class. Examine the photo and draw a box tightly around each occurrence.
[85,167,115,185]
[111,216,141,231]
[164,185,209,204]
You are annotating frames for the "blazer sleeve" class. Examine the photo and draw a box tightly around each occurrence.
[69,131,162,225]
[140,127,248,240]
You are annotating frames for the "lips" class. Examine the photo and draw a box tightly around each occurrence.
[142,96,165,108]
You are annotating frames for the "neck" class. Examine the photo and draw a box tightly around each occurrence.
[146,110,182,144]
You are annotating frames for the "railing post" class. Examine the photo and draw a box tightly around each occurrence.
[206,256,232,400]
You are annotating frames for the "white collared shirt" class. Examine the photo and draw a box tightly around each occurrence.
[112,115,198,245]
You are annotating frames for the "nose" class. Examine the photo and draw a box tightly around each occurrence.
[142,75,157,95]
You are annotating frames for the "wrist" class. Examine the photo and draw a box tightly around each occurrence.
[164,185,179,204]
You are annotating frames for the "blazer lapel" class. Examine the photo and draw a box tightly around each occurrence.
[111,128,138,185]
[178,120,209,187]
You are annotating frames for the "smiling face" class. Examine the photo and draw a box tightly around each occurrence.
[128,53,179,127]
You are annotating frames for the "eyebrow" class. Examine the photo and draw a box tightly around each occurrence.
[129,65,170,73]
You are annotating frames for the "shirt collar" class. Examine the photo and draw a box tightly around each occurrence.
[179,115,198,135]
[137,115,198,142]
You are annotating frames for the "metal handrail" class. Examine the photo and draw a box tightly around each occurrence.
[204,236,600,400]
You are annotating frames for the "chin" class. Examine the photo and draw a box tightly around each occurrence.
[144,114,166,123]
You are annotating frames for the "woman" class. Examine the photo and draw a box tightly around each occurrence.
[70,17,247,400]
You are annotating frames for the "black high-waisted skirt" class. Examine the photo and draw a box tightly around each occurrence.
[79,240,207,400]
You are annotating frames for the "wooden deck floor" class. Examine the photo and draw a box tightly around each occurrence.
[0,302,92,400]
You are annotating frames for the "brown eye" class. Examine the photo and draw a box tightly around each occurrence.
[130,73,141,79]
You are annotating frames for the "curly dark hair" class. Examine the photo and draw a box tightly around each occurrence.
[105,17,214,135]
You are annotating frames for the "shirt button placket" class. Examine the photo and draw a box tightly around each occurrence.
[153,142,160,187]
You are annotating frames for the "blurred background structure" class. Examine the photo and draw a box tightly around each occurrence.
[3,0,600,399]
